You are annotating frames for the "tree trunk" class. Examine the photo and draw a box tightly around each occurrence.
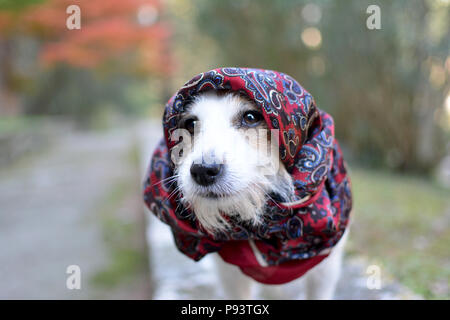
[0,37,21,115]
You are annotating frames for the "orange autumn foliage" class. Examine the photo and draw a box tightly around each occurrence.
[0,0,173,75]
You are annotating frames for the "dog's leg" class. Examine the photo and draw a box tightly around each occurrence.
[304,231,348,300]
[214,254,253,299]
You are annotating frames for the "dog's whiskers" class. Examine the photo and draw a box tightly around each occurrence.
[167,184,182,201]
[251,183,285,210]
[151,174,179,188]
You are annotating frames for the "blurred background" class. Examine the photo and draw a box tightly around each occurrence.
[0,0,448,299]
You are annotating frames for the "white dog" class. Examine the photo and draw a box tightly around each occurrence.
[174,92,348,300]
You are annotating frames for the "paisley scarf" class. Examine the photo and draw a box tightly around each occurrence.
[143,68,352,284]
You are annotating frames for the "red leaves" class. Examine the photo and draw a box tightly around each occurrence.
[1,0,173,74]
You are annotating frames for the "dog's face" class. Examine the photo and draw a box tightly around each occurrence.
[174,92,294,233]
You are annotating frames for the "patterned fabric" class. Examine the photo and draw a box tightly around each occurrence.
[143,68,352,284]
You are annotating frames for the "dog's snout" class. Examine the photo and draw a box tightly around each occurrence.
[190,162,223,186]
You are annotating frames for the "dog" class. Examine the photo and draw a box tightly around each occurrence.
[176,91,348,299]
[144,68,352,300]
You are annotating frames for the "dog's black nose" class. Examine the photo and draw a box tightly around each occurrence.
[190,162,223,186]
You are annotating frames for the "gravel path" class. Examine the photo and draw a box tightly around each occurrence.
[0,127,145,299]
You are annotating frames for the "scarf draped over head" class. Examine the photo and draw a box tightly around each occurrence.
[144,68,352,284]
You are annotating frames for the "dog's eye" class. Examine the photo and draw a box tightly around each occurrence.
[242,111,263,127]
[182,117,198,134]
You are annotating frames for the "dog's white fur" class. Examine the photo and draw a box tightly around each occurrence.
[175,92,347,299]
[176,92,293,232]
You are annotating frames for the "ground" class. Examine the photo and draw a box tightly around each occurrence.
[0,124,150,299]
[0,119,446,299]
[349,167,450,299]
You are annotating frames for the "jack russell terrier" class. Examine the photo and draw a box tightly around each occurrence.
[144,67,352,299]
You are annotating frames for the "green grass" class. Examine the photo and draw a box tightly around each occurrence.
[90,144,149,289]
[347,167,450,299]
[0,116,42,135]
[91,185,147,289]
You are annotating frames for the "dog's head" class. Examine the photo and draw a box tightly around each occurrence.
[172,92,294,232]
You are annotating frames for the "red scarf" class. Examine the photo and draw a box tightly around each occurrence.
[144,68,352,284]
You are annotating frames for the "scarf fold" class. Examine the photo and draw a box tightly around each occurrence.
[143,68,352,284]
